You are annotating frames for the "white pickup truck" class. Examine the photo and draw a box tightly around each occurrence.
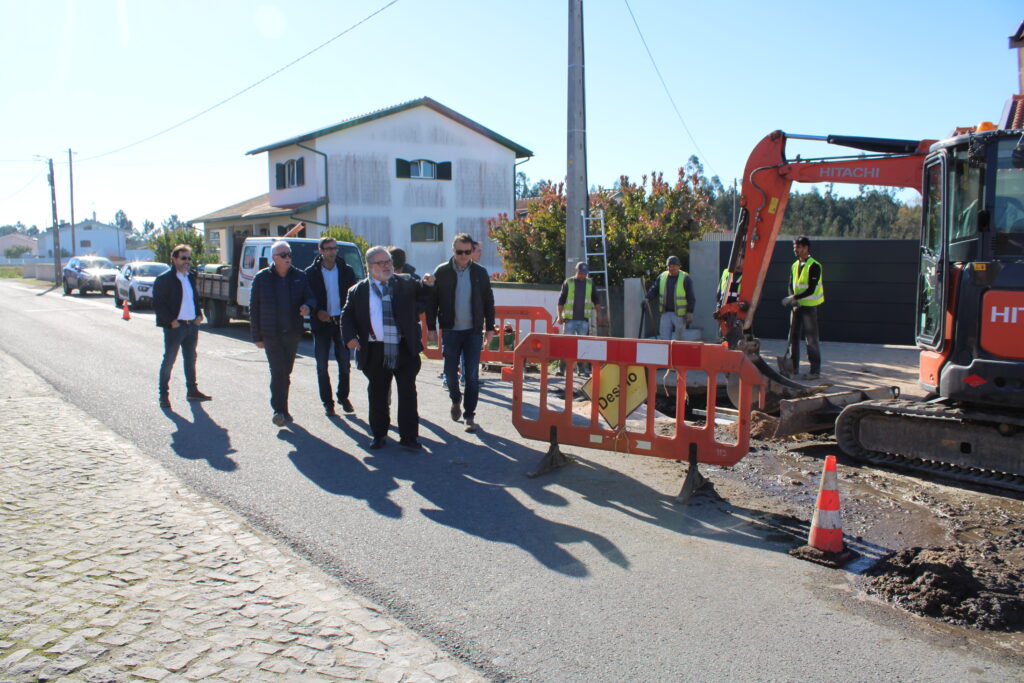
[196,236,364,327]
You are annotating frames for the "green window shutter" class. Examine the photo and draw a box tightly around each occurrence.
[275,163,286,189]
[437,161,452,180]
[396,158,411,178]
[296,157,305,186]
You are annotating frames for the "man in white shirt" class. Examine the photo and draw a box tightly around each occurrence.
[152,244,210,409]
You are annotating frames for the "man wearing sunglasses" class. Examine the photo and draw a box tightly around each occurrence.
[306,237,358,417]
[250,240,316,427]
[153,244,211,409]
[425,233,495,434]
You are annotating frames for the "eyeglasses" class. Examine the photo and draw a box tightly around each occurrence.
[368,259,392,266]
[177,255,191,261]
[274,252,292,259]
[454,249,472,256]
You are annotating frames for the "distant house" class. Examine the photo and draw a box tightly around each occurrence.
[36,219,127,260]
[193,97,532,271]
[0,233,38,257]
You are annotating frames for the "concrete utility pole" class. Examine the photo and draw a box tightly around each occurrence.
[47,159,61,283]
[565,0,588,279]
[68,149,76,257]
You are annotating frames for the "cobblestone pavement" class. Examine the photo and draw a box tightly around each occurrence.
[0,351,485,683]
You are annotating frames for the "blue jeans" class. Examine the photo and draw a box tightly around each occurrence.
[159,321,199,398]
[561,319,590,374]
[442,329,482,420]
[659,312,686,340]
[313,322,350,407]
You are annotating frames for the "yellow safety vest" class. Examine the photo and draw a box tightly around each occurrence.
[564,277,594,320]
[657,270,688,315]
[719,268,741,303]
[791,257,824,307]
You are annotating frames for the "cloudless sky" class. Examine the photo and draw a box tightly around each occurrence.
[1,0,1020,232]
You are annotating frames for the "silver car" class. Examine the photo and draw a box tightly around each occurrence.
[62,256,119,296]
[113,261,171,309]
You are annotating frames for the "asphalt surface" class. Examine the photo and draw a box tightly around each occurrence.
[1,279,1019,682]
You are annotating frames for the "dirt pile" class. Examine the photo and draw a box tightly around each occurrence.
[866,532,1024,631]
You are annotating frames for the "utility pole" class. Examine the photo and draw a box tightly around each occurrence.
[68,149,76,257]
[47,159,61,284]
[565,0,588,279]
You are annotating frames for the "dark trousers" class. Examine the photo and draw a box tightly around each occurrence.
[362,342,421,442]
[262,330,302,415]
[313,322,350,407]
[787,306,821,374]
[159,321,199,398]
[442,329,482,420]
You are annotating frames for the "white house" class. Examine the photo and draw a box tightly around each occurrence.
[37,219,127,260]
[195,97,532,272]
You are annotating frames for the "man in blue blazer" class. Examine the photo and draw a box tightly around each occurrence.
[152,244,210,409]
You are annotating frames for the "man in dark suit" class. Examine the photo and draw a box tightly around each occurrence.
[306,237,358,416]
[152,244,211,409]
[341,245,434,451]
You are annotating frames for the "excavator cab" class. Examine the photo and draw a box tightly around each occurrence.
[917,131,1024,407]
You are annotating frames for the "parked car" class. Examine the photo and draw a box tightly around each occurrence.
[62,256,119,296]
[113,261,171,309]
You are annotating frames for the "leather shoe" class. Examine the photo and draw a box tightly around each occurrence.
[368,436,387,450]
[272,413,286,427]
[159,397,171,409]
[186,390,212,401]
[399,439,423,452]
[450,402,462,421]
[464,418,477,433]
[324,405,337,417]
[340,398,355,413]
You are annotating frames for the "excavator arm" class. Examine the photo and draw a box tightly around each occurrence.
[717,130,934,344]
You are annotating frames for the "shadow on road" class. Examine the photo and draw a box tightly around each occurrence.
[164,402,237,472]
[279,421,403,519]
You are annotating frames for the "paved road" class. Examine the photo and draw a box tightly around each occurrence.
[0,280,1017,681]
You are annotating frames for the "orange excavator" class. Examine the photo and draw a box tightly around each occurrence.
[717,97,1024,490]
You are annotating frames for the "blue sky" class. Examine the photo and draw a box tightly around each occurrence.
[1,0,1020,232]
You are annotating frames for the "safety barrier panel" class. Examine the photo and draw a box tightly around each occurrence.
[420,306,559,363]
[511,334,765,476]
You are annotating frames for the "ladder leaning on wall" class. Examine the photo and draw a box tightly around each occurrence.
[582,208,610,332]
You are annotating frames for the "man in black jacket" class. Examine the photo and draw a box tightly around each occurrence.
[152,244,210,409]
[306,237,358,416]
[251,240,315,427]
[341,245,434,451]
[426,233,495,433]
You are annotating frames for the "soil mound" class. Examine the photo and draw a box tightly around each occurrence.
[866,535,1024,631]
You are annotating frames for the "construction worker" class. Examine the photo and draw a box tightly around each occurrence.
[646,255,694,340]
[781,235,824,380]
[556,262,605,376]
[717,267,741,307]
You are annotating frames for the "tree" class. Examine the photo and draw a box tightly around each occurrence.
[148,218,215,265]
[321,224,369,258]
[489,165,716,285]
[112,209,133,234]
[4,245,30,258]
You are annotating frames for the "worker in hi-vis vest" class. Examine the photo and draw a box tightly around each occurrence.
[781,235,824,380]
[556,261,605,376]
[645,255,695,340]
[717,267,741,307]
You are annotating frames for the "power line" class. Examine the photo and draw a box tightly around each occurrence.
[622,0,719,179]
[80,0,401,162]
[2,168,45,201]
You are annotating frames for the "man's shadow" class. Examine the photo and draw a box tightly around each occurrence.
[279,422,403,519]
[164,402,237,472]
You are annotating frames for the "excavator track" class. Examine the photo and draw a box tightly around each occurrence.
[835,399,1024,493]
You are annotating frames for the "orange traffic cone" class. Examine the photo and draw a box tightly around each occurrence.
[808,455,844,552]
[122,301,131,321]
[789,455,857,567]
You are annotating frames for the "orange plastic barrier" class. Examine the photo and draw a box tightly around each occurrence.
[420,306,559,363]
[511,333,765,498]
